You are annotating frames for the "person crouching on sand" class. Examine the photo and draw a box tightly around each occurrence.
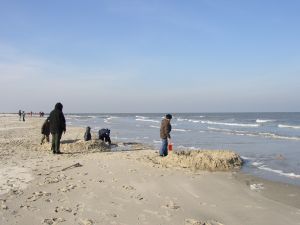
[159,114,172,157]
[84,126,92,141]
[49,102,66,154]
[41,118,50,145]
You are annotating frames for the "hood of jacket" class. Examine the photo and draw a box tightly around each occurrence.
[54,102,63,111]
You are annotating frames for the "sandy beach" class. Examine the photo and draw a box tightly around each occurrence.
[1,115,300,225]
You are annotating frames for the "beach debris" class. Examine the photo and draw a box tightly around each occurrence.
[250,183,264,191]
[62,163,83,171]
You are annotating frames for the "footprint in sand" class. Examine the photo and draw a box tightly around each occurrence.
[58,184,77,192]
[20,204,38,211]
[185,219,224,225]
[122,185,136,191]
[54,206,72,213]
[79,218,95,225]
[43,217,66,225]
[162,200,180,210]
[1,204,8,210]
[27,191,51,202]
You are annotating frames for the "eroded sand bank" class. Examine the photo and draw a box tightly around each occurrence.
[1,114,300,225]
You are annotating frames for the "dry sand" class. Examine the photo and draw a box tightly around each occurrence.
[1,114,300,225]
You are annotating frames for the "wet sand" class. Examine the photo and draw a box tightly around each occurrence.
[1,114,300,225]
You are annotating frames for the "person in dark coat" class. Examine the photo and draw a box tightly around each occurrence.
[18,110,22,121]
[22,111,26,122]
[84,126,92,141]
[159,114,172,157]
[49,102,66,154]
[41,118,50,144]
[98,128,111,145]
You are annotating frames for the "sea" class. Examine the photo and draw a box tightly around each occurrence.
[65,113,300,186]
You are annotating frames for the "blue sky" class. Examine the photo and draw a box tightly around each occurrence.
[0,0,299,113]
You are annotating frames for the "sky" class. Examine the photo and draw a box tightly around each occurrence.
[0,0,299,113]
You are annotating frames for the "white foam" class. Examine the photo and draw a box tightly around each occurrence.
[150,125,160,129]
[278,124,300,129]
[258,165,300,178]
[188,119,200,123]
[250,183,264,191]
[256,119,274,123]
[208,127,300,141]
[252,162,263,167]
[177,118,188,122]
[258,132,300,141]
[136,118,160,123]
[173,128,191,132]
[202,120,259,127]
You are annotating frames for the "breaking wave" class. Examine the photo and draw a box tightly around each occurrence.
[278,124,300,129]
[252,162,300,178]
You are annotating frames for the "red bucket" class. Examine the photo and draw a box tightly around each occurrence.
[168,143,173,151]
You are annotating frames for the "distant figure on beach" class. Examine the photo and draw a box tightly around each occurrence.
[84,126,92,141]
[49,102,66,154]
[18,110,22,121]
[159,114,172,157]
[41,118,50,145]
[98,128,111,145]
[22,111,26,122]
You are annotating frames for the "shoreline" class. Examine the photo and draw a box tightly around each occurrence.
[1,115,300,225]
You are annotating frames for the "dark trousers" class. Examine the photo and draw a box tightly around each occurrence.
[51,133,62,153]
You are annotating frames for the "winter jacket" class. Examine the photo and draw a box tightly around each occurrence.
[84,127,91,141]
[49,103,66,134]
[160,118,171,139]
[98,129,110,139]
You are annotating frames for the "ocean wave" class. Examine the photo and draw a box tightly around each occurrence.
[177,118,189,122]
[103,116,119,124]
[256,119,274,123]
[150,125,160,129]
[208,127,300,141]
[278,124,300,129]
[136,118,160,123]
[173,128,191,132]
[256,165,300,179]
[202,120,259,127]
[258,132,300,141]
[188,119,200,123]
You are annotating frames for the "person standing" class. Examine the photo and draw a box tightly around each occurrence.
[18,110,22,121]
[22,111,26,122]
[49,102,66,154]
[159,114,172,157]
